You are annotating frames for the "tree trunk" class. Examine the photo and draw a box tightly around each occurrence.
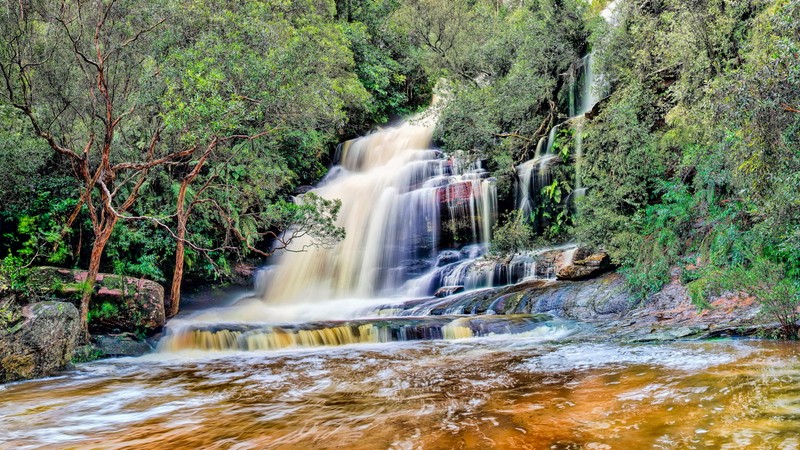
[168,214,188,318]
[167,143,214,318]
[79,221,116,342]
[168,179,191,318]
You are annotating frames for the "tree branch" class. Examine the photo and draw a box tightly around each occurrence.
[782,103,800,114]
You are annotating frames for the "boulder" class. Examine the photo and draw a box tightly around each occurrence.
[0,300,81,383]
[73,333,152,360]
[557,252,612,281]
[28,266,165,334]
[436,250,461,267]
[434,286,465,298]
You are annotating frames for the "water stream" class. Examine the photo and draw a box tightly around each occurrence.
[2,117,800,449]
[3,340,800,448]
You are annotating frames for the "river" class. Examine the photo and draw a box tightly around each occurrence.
[2,337,800,449]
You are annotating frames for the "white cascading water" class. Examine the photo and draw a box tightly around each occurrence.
[516,51,604,215]
[158,12,619,352]
[263,119,498,304]
[158,118,573,352]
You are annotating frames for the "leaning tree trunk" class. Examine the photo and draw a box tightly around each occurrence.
[168,214,188,318]
[79,221,116,342]
[167,143,215,318]
[168,176,193,319]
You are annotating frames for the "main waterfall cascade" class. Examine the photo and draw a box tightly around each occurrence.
[262,120,500,303]
[159,116,574,353]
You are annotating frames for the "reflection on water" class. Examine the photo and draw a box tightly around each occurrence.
[2,339,800,449]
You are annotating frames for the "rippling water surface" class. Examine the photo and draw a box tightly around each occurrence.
[2,336,800,449]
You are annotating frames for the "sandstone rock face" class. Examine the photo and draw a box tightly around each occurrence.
[427,273,632,321]
[556,251,612,281]
[418,271,766,341]
[0,300,81,383]
[29,267,165,334]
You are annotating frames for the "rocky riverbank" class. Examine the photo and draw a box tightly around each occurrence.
[415,270,769,342]
[0,260,774,384]
[0,267,166,383]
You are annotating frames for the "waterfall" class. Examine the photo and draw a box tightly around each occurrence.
[545,124,559,154]
[576,54,599,117]
[516,50,604,221]
[262,120,498,303]
[572,52,605,204]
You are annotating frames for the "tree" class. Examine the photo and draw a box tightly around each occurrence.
[151,0,365,316]
[0,0,370,327]
[335,0,433,128]
[396,0,486,82]
[0,0,188,337]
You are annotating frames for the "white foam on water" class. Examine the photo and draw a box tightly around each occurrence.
[169,296,410,328]
[4,384,221,447]
[520,342,755,373]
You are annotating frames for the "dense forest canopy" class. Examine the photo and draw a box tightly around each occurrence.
[577,0,800,336]
[1,0,799,334]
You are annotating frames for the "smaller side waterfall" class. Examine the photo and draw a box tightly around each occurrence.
[573,54,599,118]
[516,51,604,221]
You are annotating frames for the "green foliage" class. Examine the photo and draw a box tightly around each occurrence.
[338,0,433,128]
[434,0,589,168]
[572,0,800,332]
[0,0,418,294]
[105,223,170,283]
[690,253,800,339]
[551,127,573,163]
[491,210,533,256]
[88,302,122,324]
[267,193,347,252]
[0,106,62,215]
[0,255,31,293]
[536,175,574,241]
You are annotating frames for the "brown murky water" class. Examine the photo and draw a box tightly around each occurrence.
[2,336,800,449]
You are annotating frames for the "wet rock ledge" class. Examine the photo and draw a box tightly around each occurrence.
[412,271,767,342]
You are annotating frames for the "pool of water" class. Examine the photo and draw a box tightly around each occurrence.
[2,336,799,449]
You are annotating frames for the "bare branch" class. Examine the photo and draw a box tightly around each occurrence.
[111,146,195,172]
[54,15,101,71]
[106,18,167,60]
[495,132,533,141]
[782,103,800,114]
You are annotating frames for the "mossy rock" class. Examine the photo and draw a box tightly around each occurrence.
[28,267,165,335]
[0,301,81,383]
[0,296,24,335]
